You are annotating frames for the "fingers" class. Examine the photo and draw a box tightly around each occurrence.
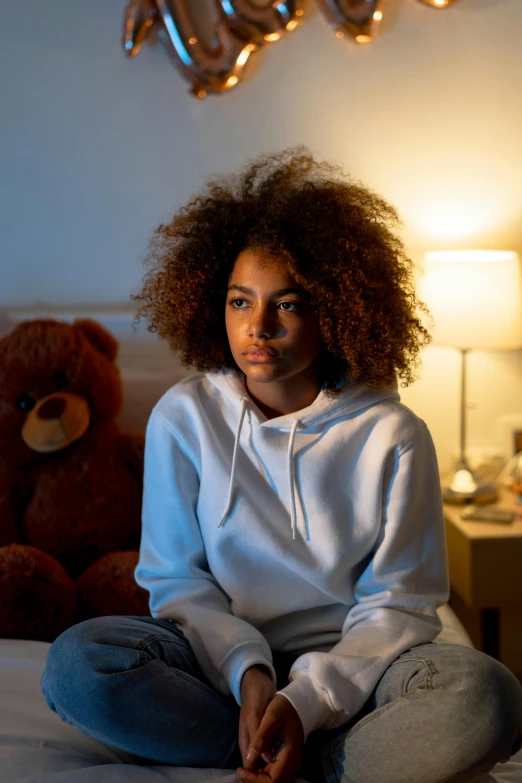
[237,696,302,782]
[238,713,250,767]
[245,747,273,766]
[266,741,294,781]
[236,770,270,783]
[244,709,282,770]
[240,708,274,768]
[237,742,294,783]
[236,769,270,782]
[245,712,267,768]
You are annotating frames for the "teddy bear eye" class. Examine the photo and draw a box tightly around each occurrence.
[16,393,36,412]
[52,372,69,390]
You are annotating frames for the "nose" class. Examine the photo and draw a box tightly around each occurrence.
[37,396,66,420]
[248,304,277,339]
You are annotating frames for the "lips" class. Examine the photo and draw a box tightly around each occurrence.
[243,347,279,357]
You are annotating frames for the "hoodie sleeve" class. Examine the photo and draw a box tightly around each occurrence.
[134,407,278,704]
[274,419,450,743]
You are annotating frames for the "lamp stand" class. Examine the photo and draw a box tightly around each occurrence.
[442,348,498,504]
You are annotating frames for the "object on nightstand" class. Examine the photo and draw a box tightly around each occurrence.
[420,250,522,505]
[460,506,515,524]
[496,450,522,517]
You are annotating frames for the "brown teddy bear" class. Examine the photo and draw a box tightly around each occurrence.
[0,318,151,643]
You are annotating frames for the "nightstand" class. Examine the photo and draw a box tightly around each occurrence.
[443,488,522,679]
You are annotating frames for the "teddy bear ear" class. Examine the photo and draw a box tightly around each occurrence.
[73,319,119,362]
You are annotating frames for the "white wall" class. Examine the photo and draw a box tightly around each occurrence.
[1,0,522,475]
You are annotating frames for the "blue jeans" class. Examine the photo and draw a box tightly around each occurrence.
[40,615,522,783]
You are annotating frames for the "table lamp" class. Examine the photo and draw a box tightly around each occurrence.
[420,250,522,504]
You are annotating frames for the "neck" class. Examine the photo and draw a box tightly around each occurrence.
[244,367,321,419]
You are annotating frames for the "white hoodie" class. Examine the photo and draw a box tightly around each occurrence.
[134,367,450,743]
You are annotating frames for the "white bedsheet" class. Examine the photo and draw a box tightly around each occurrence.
[1,608,521,783]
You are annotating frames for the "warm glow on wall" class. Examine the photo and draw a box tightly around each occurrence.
[405,176,519,242]
[419,250,522,349]
[416,199,496,240]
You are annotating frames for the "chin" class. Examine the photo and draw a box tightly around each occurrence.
[239,363,281,381]
[243,366,279,377]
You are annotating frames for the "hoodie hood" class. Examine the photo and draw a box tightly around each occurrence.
[205,368,400,539]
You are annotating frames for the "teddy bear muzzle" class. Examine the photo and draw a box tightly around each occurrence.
[21,392,90,453]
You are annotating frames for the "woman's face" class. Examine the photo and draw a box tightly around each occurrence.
[225,248,323,387]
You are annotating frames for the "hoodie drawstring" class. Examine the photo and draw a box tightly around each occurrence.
[287,420,300,540]
[218,397,248,529]
[217,398,302,538]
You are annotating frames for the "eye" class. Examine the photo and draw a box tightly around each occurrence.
[16,393,36,412]
[228,298,299,311]
[52,371,69,390]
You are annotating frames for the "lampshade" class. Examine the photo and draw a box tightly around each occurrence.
[419,250,522,350]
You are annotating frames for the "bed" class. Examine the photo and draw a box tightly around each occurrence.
[1,606,522,783]
[1,310,521,782]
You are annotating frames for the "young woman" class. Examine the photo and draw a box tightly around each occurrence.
[41,148,522,783]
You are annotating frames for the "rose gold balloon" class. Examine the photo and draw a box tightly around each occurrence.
[219,1,304,43]
[316,0,387,43]
[123,0,461,96]
[152,0,261,97]
[123,0,156,57]
[416,0,459,6]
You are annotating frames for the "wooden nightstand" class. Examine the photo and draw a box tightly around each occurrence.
[443,489,522,679]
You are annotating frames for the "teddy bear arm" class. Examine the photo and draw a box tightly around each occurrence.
[0,467,31,546]
[118,430,145,485]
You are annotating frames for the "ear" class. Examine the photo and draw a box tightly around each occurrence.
[73,319,119,362]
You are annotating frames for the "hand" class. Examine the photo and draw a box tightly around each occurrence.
[239,666,278,769]
[236,694,304,783]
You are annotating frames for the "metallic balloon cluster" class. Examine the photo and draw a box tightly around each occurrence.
[123,0,460,99]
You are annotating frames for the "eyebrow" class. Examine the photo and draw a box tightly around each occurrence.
[227,284,307,298]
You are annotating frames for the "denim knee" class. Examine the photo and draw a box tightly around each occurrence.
[451,646,522,761]
[40,617,121,718]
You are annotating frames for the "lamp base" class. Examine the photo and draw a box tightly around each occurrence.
[442,461,498,505]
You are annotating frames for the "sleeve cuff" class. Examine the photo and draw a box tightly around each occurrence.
[275,675,338,743]
[220,643,277,706]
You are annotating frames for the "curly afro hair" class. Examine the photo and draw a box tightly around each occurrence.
[132,146,432,397]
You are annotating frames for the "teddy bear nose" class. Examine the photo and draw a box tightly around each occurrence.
[38,396,66,420]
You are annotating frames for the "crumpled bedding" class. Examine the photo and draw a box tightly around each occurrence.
[1,625,521,783]
[0,638,309,783]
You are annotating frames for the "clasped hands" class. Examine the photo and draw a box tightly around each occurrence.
[236,665,304,783]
